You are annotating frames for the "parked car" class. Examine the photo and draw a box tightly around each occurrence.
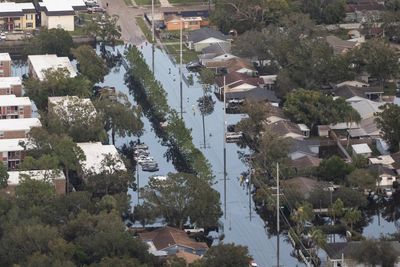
[0,33,6,40]
[142,162,159,172]
[150,175,167,181]
[134,143,149,150]
[84,0,98,7]
[186,61,202,72]
[88,6,106,13]
[183,225,204,234]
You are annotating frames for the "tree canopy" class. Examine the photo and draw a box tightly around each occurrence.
[193,243,252,267]
[316,156,355,183]
[24,28,73,57]
[140,172,222,229]
[375,104,400,152]
[283,89,361,131]
[72,45,109,84]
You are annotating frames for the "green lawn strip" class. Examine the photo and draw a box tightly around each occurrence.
[135,17,154,43]
[123,0,134,6]
[163,43,199,63]
[134,0,160,5]
[169,0,206,3]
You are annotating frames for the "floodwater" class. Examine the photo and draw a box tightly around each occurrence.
[10,45,399,267]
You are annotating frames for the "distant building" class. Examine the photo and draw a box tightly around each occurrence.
[77,142,126,175]
[0,118,41,139]
[139,226,208,257]
[0,95,32,119]
[0,138,28,169]
[38,0,87,31]
[3,170,66,195]
[28,54,77,81]
[0,77,22,96]
[0,2,36,31]
[0,53,12,77]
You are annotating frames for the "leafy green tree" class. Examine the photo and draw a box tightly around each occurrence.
[0,163,9,189]
[385,0,400,11]
[316,156,354,183]
[329,198,344,224]
[72,45,108,84]
[94,92,143,145]
[84,14,122,46]
[343,208,362,230]
[193,243,251,267]
[375,104,400,152]
[310,228,326,257]
[283,89,360,131]
[233,30,269,67]
[19,154,59,171]
[24,68,92,110]
[141,172,222,229]
[301,0,346,24]
[347,169,376,191]
[24,28,73,57]
[382,11,400,40]
[211,0,290,33]
[133,202,158,227]
[291,202,314,234]
[351,40,399,88]
[45,96,107,142]
[354,239,398,267]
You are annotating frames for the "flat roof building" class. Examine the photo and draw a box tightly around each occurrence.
[0,118,41,139]
[4,170,66,195]
[38,0,87,31]
[0,95,32,119]
[27,54,77,81]
[0,138,28,170]
[0,53,12,78]
[0,77,22,97]
[0,2,36,31]
[77,142,127,175]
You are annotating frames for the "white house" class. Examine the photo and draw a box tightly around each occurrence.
[28,54,77,81]
[352,143,372,157]
[77,142,127,175]
[38,0,86,31]
[186,28,230,52]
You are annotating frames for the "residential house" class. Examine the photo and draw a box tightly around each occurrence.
[0,138,27,169]
[28,54,77,81]
[0,77,22,96]
[163,10,209,28]
[265,121,306,141]
[0,95,32,119]
[352,143,372,157]
[0,2,36,31]
[290,155,321,174]
[0,118,41,139]
[318,125,330,137]
[2,170,66,195]
[326,35,359,54]
[206,57,255,75]
[0,53,12,77]
[289,139,320,160]
[38,0,87,31]
[186,28,230,52]
[283,176,329,199]
[77,142,126,175]
[333,84,383,101]
[165,15,202,31]
[139,226,209,257]
[324,241,400,267]
[198,43,235,65]
[369,164,397,188]
[214,71,278,102]
[344,0,385,23]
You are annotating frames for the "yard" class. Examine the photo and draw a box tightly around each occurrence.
[126,0,160,5]
[136,17,154,43]
[168,0,207,3]
[163,42,199,63]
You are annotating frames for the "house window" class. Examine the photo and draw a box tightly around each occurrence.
[0,132,4,139]
[15,23,20,29]
[26,22,33,28]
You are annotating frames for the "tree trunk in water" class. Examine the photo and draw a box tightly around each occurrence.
[65,169,69,194]
[112,127,116,145]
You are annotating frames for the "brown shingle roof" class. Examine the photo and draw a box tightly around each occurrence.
[215,72,264,89]
[265,120,303,137]
[176,251,201,264]
[138,226,209,251]
[291,155,321,169]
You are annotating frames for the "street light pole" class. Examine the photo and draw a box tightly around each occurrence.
[223,75,227,220]
[179,17,183,119]
[276,163,280,267]
[151,0,155,72]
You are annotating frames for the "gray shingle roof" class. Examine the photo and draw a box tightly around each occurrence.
[187,28,228,43]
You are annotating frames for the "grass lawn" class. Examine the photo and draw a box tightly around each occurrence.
[136,17,154,43]
[169,0,206,3]
[123,0,134,5]
[164,43,199,63]
[134,0,159,5]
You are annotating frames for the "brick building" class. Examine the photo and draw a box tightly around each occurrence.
[0,118,41,139]
[0,95,32,119]
[27,54,77,81]
[0,53,12,77]
[0,77,22,96]
[0,138,27,169]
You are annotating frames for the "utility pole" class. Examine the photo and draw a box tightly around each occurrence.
[137,166,140,205]
[179,17,183,119]
[276,163,280,267]
[223,75,227,220]
[248,156,252,221]
[151,0,155,72]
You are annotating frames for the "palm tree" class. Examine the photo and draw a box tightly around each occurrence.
[344,208,362,231]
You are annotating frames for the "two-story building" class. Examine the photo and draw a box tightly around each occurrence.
[0,138,27,169]
[0,77,22,96]
[0,2,36,31]
[38,0,86,31]
[27,54,77,81]
[0,118,41,139]
[0,95,32,119]
[3,170,66,195]
[0,53,12,77]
